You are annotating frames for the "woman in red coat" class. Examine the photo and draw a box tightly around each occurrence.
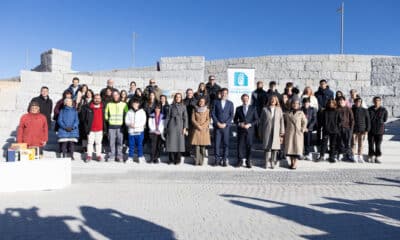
[17,101,48,156]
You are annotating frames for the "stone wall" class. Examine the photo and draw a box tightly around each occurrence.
[204,54,400,116]
[1,49,400,159]
[32,48,72,72]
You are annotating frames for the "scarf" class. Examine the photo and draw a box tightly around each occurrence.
[196,106,208,113]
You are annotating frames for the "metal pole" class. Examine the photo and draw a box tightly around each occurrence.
[340,2,344,54]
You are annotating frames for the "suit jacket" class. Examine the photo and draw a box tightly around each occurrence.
[234,105,259,133]
[211,99,234,128]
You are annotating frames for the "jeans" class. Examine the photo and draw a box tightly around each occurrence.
[303,131,314,155]
[128,132,144,158]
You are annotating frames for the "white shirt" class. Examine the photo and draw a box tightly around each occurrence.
[270,106,276,119]
[243,104,249,116]
[221,100,226,109]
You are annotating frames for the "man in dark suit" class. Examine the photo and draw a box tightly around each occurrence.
[212,88,234,167]
[234,94,259,168]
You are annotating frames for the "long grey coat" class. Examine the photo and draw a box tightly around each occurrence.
[165,103,188,152]
[284,110,307,155]
[259,107,285,151]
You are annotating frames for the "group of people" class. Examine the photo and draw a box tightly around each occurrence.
[16,75,389,169]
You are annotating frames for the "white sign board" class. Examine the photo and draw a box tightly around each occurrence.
[227,68,255,108]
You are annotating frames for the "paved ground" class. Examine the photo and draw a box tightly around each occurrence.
[0,119,399,239]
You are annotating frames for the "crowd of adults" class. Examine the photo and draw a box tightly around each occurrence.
[16,75,389,169]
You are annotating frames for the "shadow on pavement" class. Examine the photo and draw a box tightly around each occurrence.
[0,206,176,240]
[355,177,400,187]
[385,118,400,141]
[221,194,400,240]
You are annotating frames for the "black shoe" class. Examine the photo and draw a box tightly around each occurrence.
[235,160,243,168]
[213,160,220,166]
[222,160,227,167]
[245,160,252,168]
[328,157,336,163]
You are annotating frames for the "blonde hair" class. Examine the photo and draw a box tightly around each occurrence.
[302,86,314,96]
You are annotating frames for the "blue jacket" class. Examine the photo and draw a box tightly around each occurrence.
[212,99,234,127]
[57,106,79,139]
[315,87,334,110]
[67,84,81,101]
[301,106,317,131]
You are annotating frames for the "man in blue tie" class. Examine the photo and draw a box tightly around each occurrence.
[212,88,234,167]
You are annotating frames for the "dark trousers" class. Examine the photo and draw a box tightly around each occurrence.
[338,128,353,156]
[150,133,162,161]
[214,127,230,162]
[237,130,253,160]
[368,133,383,157]
[320,133,338,158]
[316,110,323,146]
[61,141,75,156]
[184,134,192,156]
[303,131,314,155]
[169,152,182,164]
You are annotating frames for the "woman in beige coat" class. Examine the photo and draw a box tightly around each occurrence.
[191,97,211,165]
[284,98,308,169]
[259,96,285,169]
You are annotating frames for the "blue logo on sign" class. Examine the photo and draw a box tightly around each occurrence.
[234,72,248,87]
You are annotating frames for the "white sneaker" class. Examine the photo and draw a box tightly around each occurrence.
[138,156,146,163]
[128,157,134,162]
[241,158,246,166]
[338,154,343,161]
[305,153,312,161]
[357,155,365,163]
[367,156,373,163]
[180,157,185,165]
[375,156,382,164]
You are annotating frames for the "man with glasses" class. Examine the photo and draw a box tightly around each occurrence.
[144,79,162,101]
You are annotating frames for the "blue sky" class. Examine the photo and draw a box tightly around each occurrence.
[0,0,399,78]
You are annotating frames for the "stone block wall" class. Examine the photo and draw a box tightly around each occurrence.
[1,49,400,159]
[32,48,72,73]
